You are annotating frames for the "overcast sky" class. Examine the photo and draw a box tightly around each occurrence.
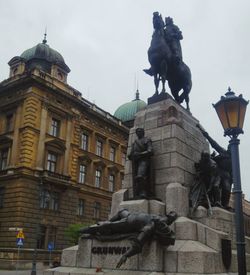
[1,0,250,199]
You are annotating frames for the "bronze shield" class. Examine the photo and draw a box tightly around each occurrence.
[221,239,232,270]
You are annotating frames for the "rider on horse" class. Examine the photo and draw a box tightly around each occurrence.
[144,12,192,111]
[164,16,183,62]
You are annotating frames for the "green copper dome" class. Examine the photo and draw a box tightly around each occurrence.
[114,91,147,122]
[20,37,70,73]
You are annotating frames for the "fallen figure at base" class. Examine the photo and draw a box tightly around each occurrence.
[79,209,177,268]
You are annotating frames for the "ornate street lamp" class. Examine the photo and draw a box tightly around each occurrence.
[213,87,248,275]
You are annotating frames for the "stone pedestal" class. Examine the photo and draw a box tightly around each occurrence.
[76,238,163,272]
[123,97,209,216]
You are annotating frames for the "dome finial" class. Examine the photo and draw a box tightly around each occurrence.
[43,27,47,44]
[134,73,140,100]
[135,89,140,100]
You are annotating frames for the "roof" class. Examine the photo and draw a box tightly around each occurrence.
[19,38,70,73]
[114,91,146,122]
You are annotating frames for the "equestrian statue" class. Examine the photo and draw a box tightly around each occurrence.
[144,12,192,111]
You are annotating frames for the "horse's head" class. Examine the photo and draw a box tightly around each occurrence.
[153,12,164,31]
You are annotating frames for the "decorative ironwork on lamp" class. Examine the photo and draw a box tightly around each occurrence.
[213,87,248,137]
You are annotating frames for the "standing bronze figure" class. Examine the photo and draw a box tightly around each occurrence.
[128,128,154,199]
[144,12,192,110]
[197,124,232,209]
[190,152,222,214]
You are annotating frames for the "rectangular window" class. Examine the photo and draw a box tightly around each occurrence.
[0,187,5,208]
[95,169,101,188]
[93,202,101,220]
[6,114,14,132]
[122,152,126,166]
[40,189,59,211]
[51,192,59,211]
[0,149,8,171]
[40,189,50,209]
[79,164,86,184]
[50,118,60,137]
[110,146,116,162]
[80,133,88,151]
[47,152,57,172]
[109,174,115,192]
[77,199,85,216]
[96,140,103,157]
[37,225,46,249]
[48,226,57,249]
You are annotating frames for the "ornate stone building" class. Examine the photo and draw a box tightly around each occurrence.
[0,37,128,260]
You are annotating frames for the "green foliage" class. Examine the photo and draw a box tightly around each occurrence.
[64,222,91,245]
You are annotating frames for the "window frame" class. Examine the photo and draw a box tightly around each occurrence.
[36,225,46,249]
[5,113,14,132]
[108,174,115,192]
[0,148,8,171]
[80,132,89,151]
[93,201,101,220]
[48,226,57,249]
[96,140,103,157]
[79,164,87,184]
[95,169,102,188]
[50,118,60,137]
[109,146,116,162]
[47,152,57,172]
[40,189,59,211]
[77,199,85,216]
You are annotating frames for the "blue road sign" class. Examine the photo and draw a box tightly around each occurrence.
[48,242,54,251]
[16,238,24,246]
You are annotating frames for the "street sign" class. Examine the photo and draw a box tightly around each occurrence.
[16,230,25,239]
[16,238,24,246]
[16,230,24,247]
[48,242,54,251]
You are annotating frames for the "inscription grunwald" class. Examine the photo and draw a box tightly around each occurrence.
[91,246,130,255]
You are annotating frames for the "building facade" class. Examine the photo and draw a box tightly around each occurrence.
[0,38,128,261]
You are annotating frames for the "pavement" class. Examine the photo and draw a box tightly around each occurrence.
[0,269,46,275]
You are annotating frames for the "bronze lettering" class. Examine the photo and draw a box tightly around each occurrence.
[91,246,129,255]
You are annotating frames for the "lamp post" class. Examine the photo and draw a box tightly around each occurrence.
[213,87,248,275]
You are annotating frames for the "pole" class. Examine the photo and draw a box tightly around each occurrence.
[31,246,37,275]
[229,137,246,275]
[49,250,52,267]
[16,245,20,275]
[31,225,38,275]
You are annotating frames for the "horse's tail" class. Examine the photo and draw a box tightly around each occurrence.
[143,68,154,76]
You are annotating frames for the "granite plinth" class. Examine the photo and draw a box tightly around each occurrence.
[76,238,164,271]
[123,97,209,215]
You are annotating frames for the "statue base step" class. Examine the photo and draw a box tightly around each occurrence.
[147,92,172,105]
[44,267,250,275]
[47,202,250,274]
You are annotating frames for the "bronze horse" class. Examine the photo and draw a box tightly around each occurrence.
[167,57,192,111]
[144,13,192,111]
[144,12,171,95]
